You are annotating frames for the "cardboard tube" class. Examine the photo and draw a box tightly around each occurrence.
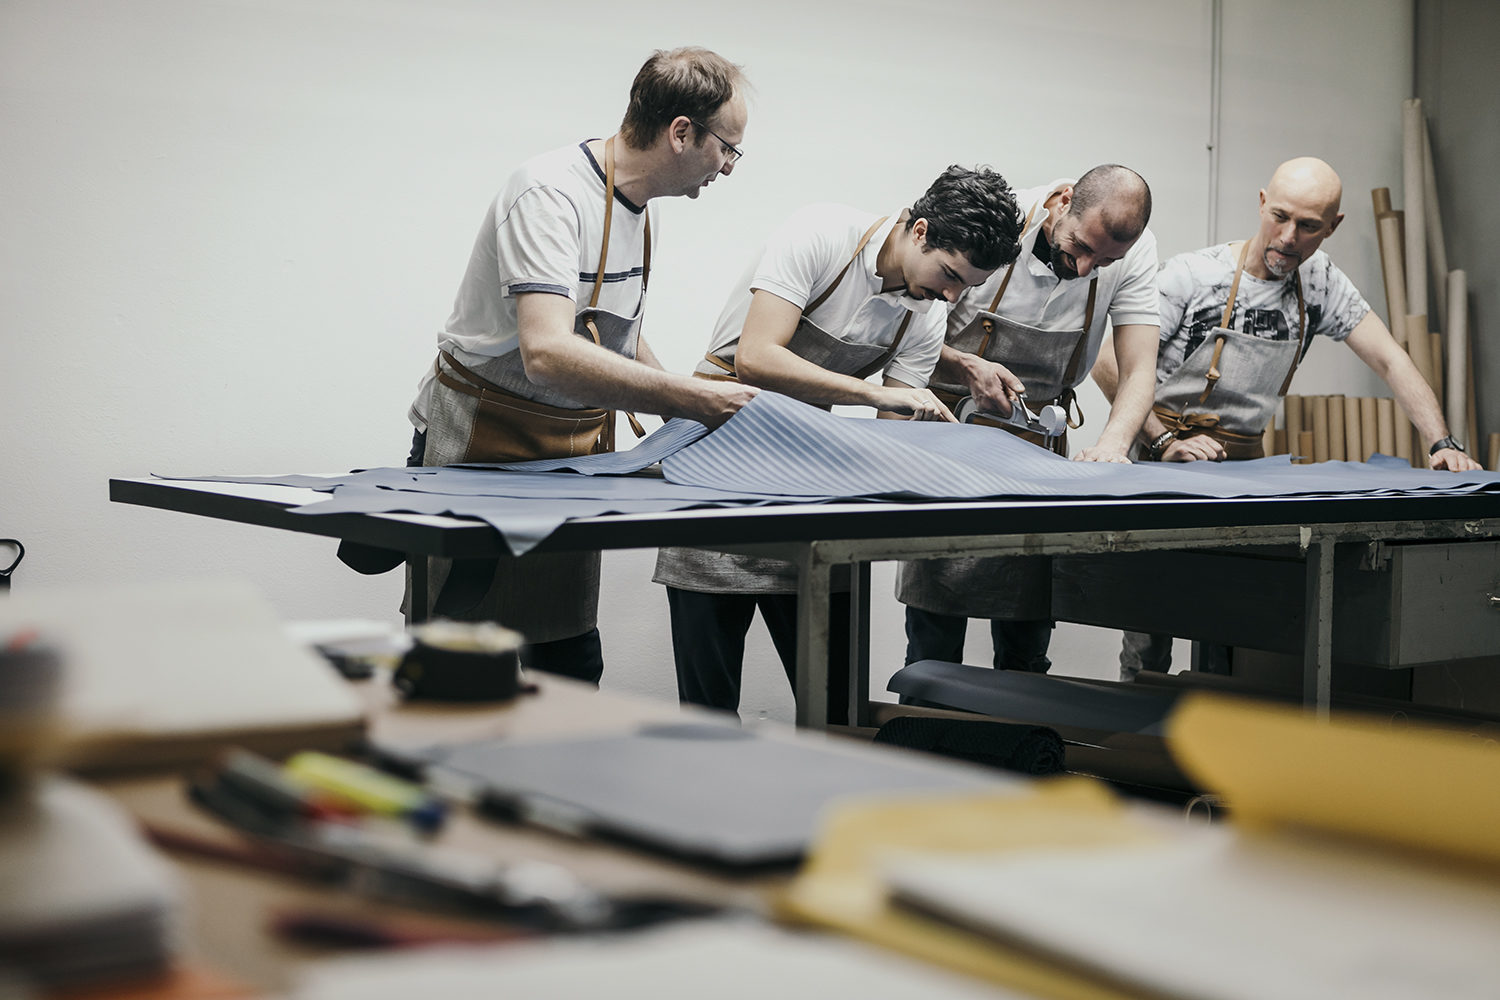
[1262,424,1276,458]
[1376,212,1408,344]
[1422,117,1449,332]
[1328,395,1346,462]
[1343,396,1362,464]
[1310,396,1330,463]
[1430,331,1445,414]
[1377,399,1396,456]
[1403,99,1427,318]
[1273,428,1287,456]
[1371,187,1393,216]
[1445,270,1467,440]
[1407,316,1435,390]
[1297,430,1314,465]
[1284,395,1303,452]
[1488,432,1500,473]
[1467,336,1479,459]
[1360,397,1378,462]
[1393,408,1413,463]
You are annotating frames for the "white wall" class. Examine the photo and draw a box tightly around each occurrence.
[1,0,1411,722]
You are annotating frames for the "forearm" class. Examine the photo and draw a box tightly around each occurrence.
[1094,324,1159,456]
[1095,365,1156,455]
[633,334,667,372]
[1383,352,1454,447]
[524,334,731,422]
[933,344,1001,394]
[737,343,885,409]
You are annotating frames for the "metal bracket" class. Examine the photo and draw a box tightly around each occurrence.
[1359,540,1392,572]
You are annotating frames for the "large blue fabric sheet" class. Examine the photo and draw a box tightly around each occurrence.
[161,392,1500,555]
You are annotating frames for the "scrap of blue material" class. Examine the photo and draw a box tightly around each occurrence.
[161,392,1500,555]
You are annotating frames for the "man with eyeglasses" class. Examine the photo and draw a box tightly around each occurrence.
[654,165,1024,721]
[394,47,756,685]
[896,165,1161,676]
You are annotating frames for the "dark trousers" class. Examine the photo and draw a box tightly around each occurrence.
[521,628,604,685]
[666,587,852,725]
[409,427,603,686]
[903,606,1053,673]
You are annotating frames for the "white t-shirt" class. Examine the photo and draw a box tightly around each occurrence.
[946,179,1160,389]
[704,204,945,389]
[409,141,655,429]
[1155,243,1372,381]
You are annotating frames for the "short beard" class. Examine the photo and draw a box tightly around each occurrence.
[1263,247,1299,278]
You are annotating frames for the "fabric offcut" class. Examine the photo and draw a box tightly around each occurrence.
[872,716,1065,777]
[158,391,1500,556]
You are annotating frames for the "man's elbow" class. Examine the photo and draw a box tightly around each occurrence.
[734,344,772,386]
[517,338,573,391]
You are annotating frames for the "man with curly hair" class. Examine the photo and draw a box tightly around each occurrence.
[655,166,1023,721]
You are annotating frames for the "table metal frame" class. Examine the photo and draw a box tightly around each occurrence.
[110,477,1500,728]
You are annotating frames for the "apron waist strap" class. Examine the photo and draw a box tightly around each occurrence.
[1153,405,1266,459]
[435,350,609,420]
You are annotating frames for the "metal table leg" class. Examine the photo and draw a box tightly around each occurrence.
[1302,536,1335,718]
[794,548,832,729]
[850,561,871,728]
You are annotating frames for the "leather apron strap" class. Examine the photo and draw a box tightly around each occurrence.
[702,215,899,379]
[977,201,1042,356]
[1199,239,1307,405]
[976,198,1095,430]
[585,137,647,447]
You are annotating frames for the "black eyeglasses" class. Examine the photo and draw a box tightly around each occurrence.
[690,120,744,164]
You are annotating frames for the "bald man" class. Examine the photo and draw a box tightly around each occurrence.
[897,165,1161,675]
[1094,156,1480,679]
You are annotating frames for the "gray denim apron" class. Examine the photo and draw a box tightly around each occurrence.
[1148,239,1306,461]
[654,218,911,594]
[413,137,649,640]
[896,201,1097,620]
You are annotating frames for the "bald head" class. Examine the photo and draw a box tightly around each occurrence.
[1070,164,1152,242]
[1250,157,1345,279]
[1265,157,1343,221]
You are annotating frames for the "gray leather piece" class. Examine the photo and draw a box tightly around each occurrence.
[158,391,1500,557]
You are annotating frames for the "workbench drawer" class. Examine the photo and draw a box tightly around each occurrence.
[1053,540,1500,668]
[1335,540,1500,667]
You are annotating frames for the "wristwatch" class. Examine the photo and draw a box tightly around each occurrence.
[1147,430,1176,460]
[1429,435,1464,456]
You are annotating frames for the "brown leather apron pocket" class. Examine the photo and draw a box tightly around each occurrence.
[465,390,610,463]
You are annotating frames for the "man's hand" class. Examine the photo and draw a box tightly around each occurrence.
[960,355,1025,417]
[1161,435,1225,462]
[1071,444,1132,463]
[1430,447,1482,472]
[690,381,760,429]
[878,385,957,422]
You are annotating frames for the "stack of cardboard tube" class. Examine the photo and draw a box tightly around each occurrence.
[1262,394,1400,464]
[1357,98,1491,469]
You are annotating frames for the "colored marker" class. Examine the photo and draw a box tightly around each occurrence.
[216,748,357,823]
[283,751,447,832]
